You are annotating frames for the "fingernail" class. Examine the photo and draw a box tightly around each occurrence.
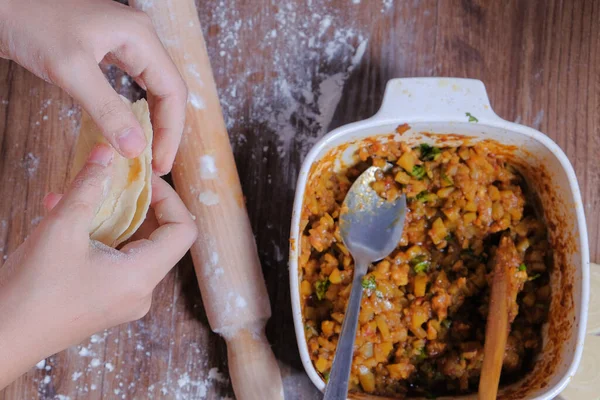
[117,127,146,157]
[42,192,56,209]
[88,144,114,167]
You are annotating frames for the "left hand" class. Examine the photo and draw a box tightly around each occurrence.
[0,144,197,389]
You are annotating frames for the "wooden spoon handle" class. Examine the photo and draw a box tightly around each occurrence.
[479,268,508,400]
[130,1,284,399]
[479,235,521,400]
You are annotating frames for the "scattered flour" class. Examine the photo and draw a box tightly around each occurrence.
[186,64,204,85]
[207,368,228,383]
[235,295,247,308]
[188,92,206,110]
[71,372,83,381]
[382,0,394,12]
[90,358,101,368]
[533,109,545,130]
[177,373,191,388]
[36,360,46,369]
[105,362,115,372]
[199,0,372,159]
[78,347,93,357]
[199,155,218,179]
[43,376,51,385]
[120,75,131,87]
[168,367,229,400]
[89,334,103,344]
[198,190,220,206]
[22,153,39,177]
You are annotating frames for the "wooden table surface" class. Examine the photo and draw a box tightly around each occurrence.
[0,0,598,399]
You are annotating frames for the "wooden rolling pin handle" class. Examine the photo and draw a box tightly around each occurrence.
[221,320,284,400]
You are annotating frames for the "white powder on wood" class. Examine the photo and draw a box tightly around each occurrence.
[199,0,374,165]
[78,347,93,357]
[22,153,39,177]
[186,64,204,86]
[188,92,206,110]
[90,358,101,368]
[199,155,217,179]
[198,190,219,206]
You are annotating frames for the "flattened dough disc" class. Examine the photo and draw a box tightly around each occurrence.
[71,98,153,247]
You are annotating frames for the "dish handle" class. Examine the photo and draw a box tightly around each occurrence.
[373,77,503,124]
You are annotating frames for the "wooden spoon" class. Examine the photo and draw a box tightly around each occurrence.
[479,236,522,400]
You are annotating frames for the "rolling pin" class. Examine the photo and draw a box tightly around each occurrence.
[130,1,284,399]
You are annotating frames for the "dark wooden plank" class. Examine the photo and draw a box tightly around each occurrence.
[0,1,598,399]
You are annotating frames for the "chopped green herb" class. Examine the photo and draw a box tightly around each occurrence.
[361,275,377,291]
[375,290,384,299]
[323,371,330,382]
[415,347,427,362]
[416,190,436,203]
[412,165,426,180]
[441,319,452,329]
[419,143,442,161]
[445,233,453,242]
[305,324,318,337]
[466,112,478,123]
[411,255,430,273]
[414,262,429,274]
[528,273,541,281]
[518,263,527,272]
[441,172,454,185]
[315,279,330,300]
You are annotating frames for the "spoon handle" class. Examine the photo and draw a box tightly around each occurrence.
[324,262,368,400]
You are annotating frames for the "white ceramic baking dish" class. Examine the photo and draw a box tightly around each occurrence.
[289,77,589,399]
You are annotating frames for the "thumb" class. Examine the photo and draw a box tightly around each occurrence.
[51,55,146,158]
[42,192,63,212]
[50,143,114,232]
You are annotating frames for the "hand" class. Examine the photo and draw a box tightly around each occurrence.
[0,0,187,175]
[0,144,197,389]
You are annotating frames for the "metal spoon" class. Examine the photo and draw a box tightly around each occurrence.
[323,166,407,400]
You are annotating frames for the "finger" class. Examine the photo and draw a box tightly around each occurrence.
[50,144,114,231]
[52,55,147,159]
[111,27,187,175]
[127,206,159,242]
[43,192,63,212]
[120,175,197,281]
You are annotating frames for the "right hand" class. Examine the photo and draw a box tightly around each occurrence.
[0,0,188,175]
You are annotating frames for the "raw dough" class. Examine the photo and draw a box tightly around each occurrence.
[71,97,153,247]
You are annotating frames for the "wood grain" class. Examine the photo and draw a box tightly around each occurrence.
[0,1,598,399]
